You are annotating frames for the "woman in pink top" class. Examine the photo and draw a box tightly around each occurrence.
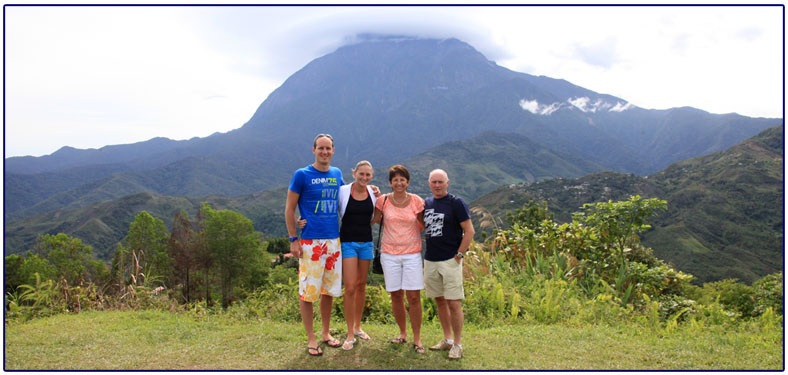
[371,164,426,354]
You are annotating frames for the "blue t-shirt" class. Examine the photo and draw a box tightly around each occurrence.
[424,193,471,262]
[288,165,344,239]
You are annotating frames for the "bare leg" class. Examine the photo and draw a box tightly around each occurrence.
[342,257,358,339]
[406,290,423,347]
[434,296,453,340]
[390,290,407,340]
[320,295,335,341]
[300,299,318,348]
[354,259,371,334]
[448,299,464,346]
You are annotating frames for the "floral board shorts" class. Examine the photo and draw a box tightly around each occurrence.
[298,238,342,303]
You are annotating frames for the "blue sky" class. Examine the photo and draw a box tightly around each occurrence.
[4,4,783,157]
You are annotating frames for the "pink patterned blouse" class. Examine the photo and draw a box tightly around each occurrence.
[375,193,425,255]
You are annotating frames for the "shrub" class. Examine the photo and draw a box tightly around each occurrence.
[752,272,783,317]
[521,278,583,324]
[268,264,297,286]
[242,280,301,322]
[701,279,757,318]
[362,285,395,324]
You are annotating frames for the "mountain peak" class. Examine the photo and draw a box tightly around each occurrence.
[343,33,468,47]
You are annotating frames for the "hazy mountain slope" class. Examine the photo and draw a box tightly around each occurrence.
[5,137,188,174]
[644,125,783,283]
[4,188,289,261]
[4,130,600,259]
[470,126,784,283]
[381,131,605,200]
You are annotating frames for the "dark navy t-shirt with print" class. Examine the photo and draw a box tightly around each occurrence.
[424,193,471,262]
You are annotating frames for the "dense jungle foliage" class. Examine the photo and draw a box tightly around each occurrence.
[5,197,782,334]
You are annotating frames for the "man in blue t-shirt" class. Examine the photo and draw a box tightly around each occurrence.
[285,134,344,356]
[423,169,475,360]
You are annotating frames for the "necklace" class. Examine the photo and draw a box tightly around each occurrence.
[390,193,409,206]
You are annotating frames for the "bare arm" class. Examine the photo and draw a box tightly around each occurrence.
[371,207,383,225]
[455,218,475,262]
[369,184,381,197]
[285,190,302,258]
[417,210,425,232]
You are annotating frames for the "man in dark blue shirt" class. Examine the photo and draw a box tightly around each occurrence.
[423,169,474,360]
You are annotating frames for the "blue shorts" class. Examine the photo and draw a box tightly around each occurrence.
[341,241,374,260]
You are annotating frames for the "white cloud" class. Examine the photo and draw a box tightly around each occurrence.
[519,99,561,115]
[568,97,592,112]
[610,102,634,112]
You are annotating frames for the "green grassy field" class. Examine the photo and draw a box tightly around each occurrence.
[4,309,783,370]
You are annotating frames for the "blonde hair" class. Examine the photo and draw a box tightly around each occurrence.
[353,160,373,171]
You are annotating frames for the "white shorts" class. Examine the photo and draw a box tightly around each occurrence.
[381,252,424,292]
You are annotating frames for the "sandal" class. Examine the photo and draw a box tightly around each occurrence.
[342,338,357,351]
[355,330,371,340]
[307,346,323,356]
[390,337,407,344]
[414,344,426,354]
[321,338,342,348]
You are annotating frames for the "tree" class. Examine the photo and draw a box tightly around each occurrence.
[118,211,170,287]
[265,236,290,255]
[34,233,93,286]
[196,206,214,305]
[573,195,667,268]
[168,211,200,302]
[506,200,554,231]
[5,254,26,295]
[572,196,669,301]
[200,203,261,309]
[85,259,111,289]
[18,253,58,288]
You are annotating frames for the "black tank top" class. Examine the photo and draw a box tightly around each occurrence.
[340,192,373,242]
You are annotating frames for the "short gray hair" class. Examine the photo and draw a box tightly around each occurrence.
[429,169,449,181]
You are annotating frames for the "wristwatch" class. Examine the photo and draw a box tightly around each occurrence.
[456,252,464,259]
[289,236,299,243]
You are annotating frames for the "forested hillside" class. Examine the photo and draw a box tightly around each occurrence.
[470,126,784,283]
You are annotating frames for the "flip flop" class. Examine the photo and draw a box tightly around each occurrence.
[390,337,407,344]
[355,330,371,340]
[321,338,342,348]
[307,346,323,356]
[342,338,357,351]
[414,344,426,354]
